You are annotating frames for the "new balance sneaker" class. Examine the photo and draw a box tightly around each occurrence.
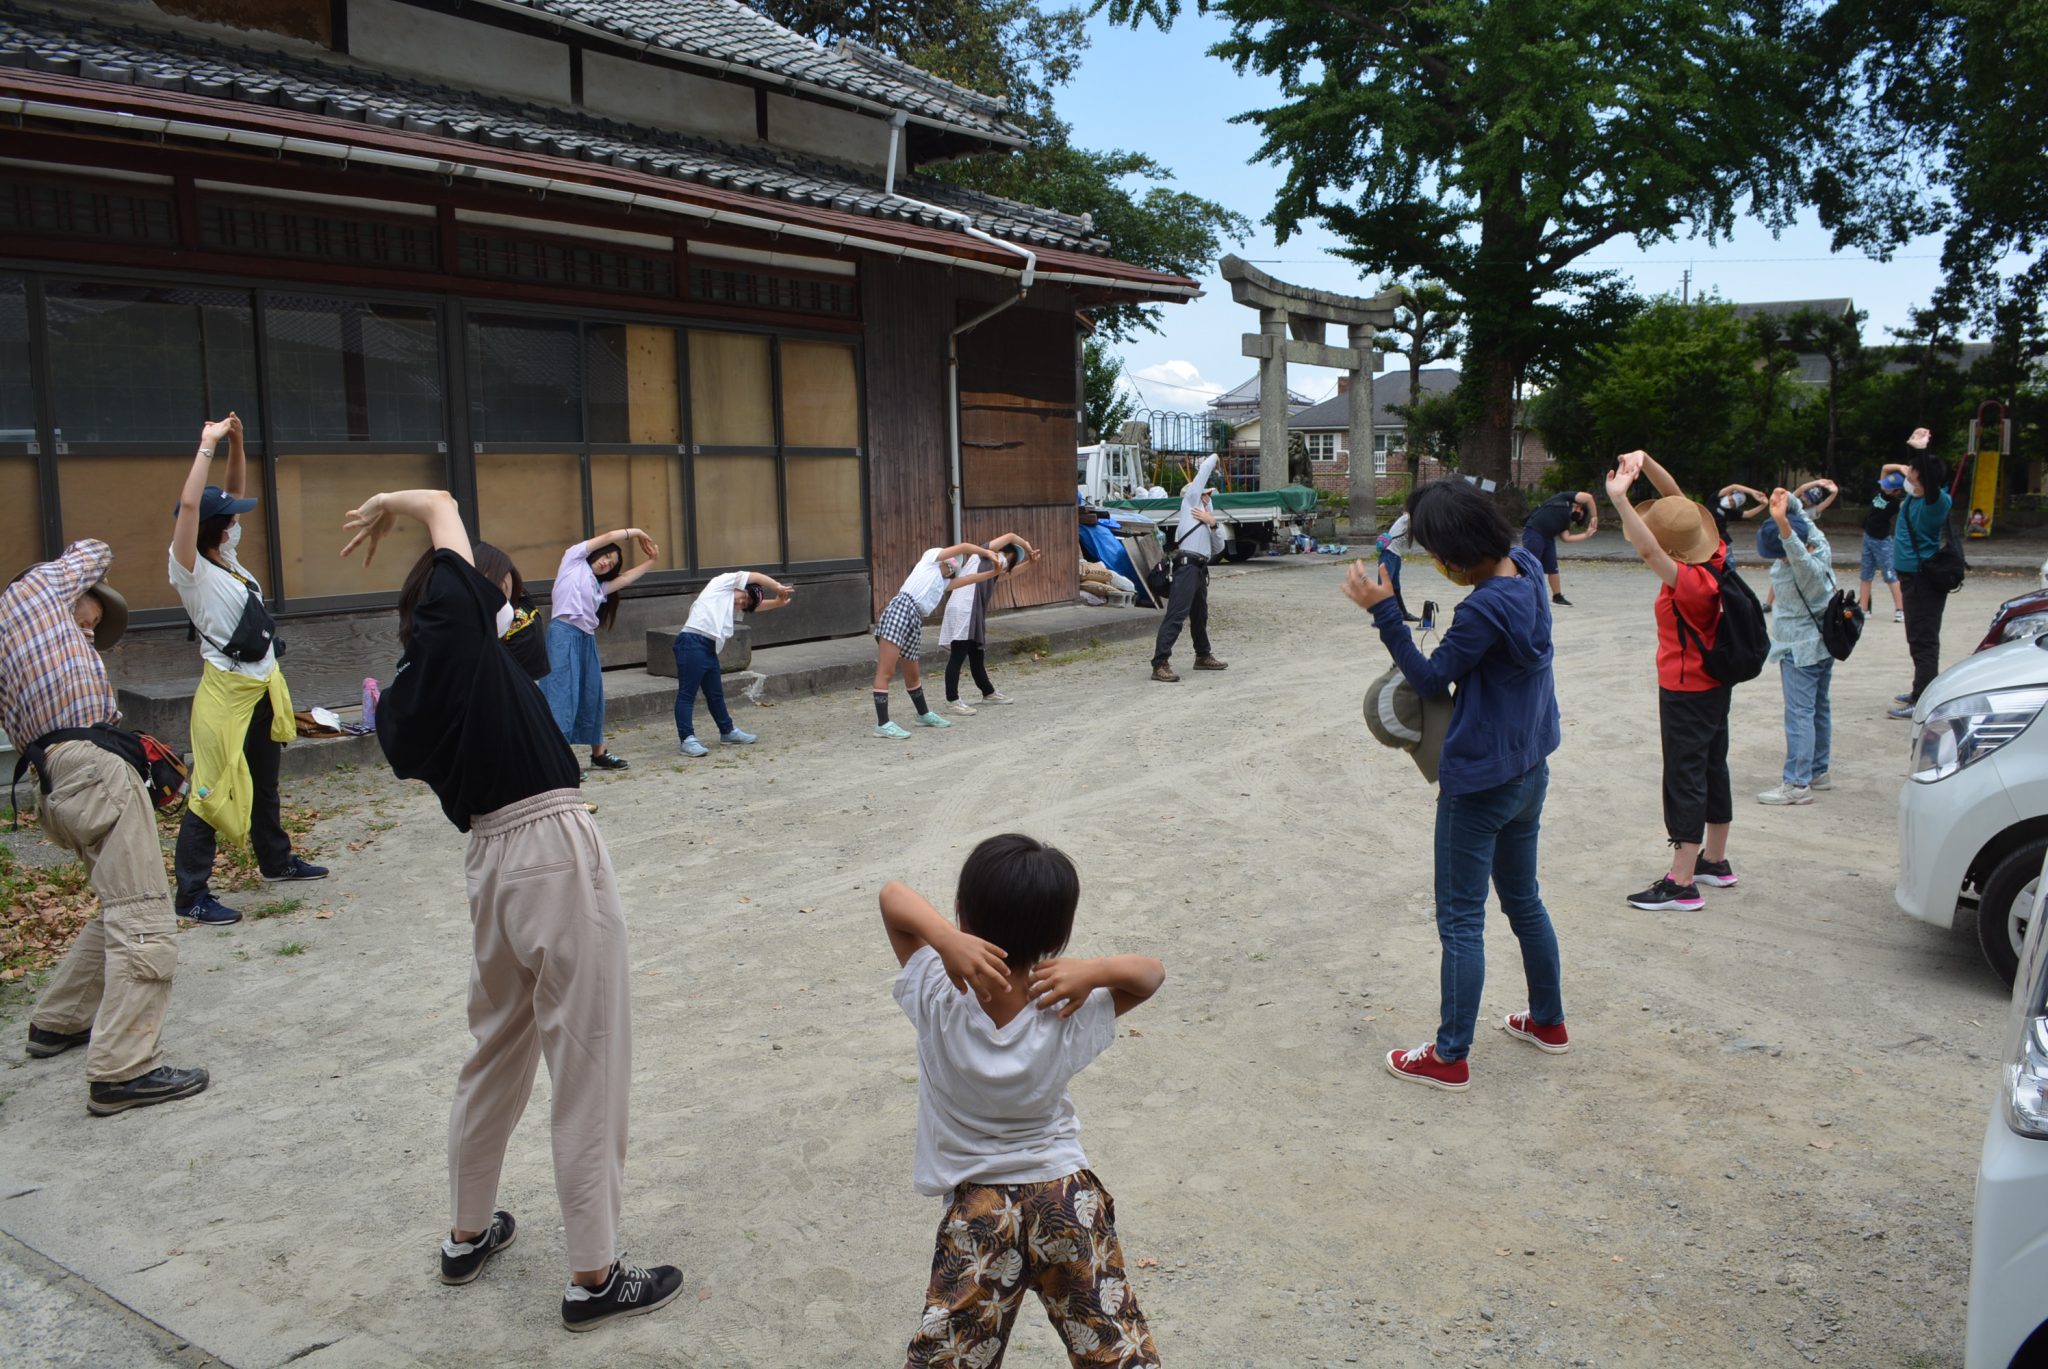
[679,736,709,757]
[1757,783,1812,806]
[589,752,629,771]
[1894,609,1904,623]
[1808,771,1832,791]
[945,699,977,716]
[1384,1042,1469,1091]
[561,1259,683,1333]
[719,728,757,745]
[87,1065,209,1116]
[1502,1012,1571,1054]
[979,691,1015,705]
[440,1211,516,1286]
[874,722,911,740]
[914,712,952,728]
[175,893,242,926]
[1692,858,1739,888]
[1626,877,1704,911]
[26,1024,89,1058]
[261,856,328,882]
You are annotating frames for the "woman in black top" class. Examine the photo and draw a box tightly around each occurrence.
[1519,490,1598,606]
[340,489,681,1333]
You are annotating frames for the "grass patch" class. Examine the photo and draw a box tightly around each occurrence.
[275,941,309,957]
[1007,634,1053,657]
[247,897,303,921]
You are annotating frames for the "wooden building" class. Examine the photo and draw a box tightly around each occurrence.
[0,0,1195,697]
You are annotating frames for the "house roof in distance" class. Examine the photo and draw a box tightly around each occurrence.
[1731,298,1855,322]
[0,5,1127,261]
[1291,368,1459,430]
[1208,374,1312,410]
[486,0,1025,143]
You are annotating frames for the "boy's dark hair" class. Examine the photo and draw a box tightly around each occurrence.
[1001,544,1023,569]
[588,544,623,630]
[956,833,1079,969]
[1568,498,1590,528]
[743,583,764,613]
[1406,479,1516,570]
[1908,451,1950,498]
[396,540,523,647]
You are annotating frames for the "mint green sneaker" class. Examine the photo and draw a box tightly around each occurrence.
[915,712,952,728]
[874,722,911,740]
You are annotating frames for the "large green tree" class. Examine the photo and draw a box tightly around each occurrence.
[1101,0,1818,486]
[1812,1,2048,337]
[753,0,1250,341]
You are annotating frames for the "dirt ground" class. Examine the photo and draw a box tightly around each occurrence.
[0,556,2028,1369]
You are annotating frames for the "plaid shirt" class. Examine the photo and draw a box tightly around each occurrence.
[0,540,120,745]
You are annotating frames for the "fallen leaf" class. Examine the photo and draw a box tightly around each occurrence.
[1612,1256,1623,1263]
[1133,1257,1159,1268]
[1127,1028,1143,1037]
[1495,1248,1511,1257]
[799,906,816,914]
[1809,1139,1835,1150]
[314,909,333,919]
[698,1287,713,1302]
[739,895,751,904]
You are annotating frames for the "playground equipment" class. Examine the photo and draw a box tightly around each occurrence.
[1960,400,2012,538]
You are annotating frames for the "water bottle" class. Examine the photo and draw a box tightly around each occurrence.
[362,677,381,729]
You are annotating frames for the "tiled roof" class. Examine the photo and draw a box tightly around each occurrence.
[0,5,1106,254]
[1290,368,1459,429]
[491,0,1023,142]
[1208,373,1310,410]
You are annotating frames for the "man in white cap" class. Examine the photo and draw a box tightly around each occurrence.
[1150,454,1230,682]
[2,540,209,1115]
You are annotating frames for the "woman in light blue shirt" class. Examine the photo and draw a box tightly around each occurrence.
[1756,490,1837,805]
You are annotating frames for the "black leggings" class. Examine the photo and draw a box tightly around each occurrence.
[945,641,995,701]
[1900,571,1948,702]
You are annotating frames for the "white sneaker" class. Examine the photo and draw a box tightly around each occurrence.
[1809,771,1832,791]
[979,691,1015,705]
[1757,783,1812,806]
[945,699,977,715]
[1894,609,1904,623]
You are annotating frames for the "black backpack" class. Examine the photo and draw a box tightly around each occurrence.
[1801,587,1867,662]
[1672,559,1770,687]
[1908,503,1968,594]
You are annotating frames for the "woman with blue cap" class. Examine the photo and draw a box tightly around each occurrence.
[168,413,326,926]
[1755,488,1837,805]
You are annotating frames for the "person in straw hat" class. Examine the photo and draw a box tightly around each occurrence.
[1343,477,1567,1092]
[1603,449,1741,913]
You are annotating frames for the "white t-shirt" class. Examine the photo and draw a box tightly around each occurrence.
[893,944,1116,1196]
[1176,454,1221,560]
[682,572,748,649]
[167,544,275,678]
[1382,512,1415,557]
[897,549,953,615]
[938,555,988,646]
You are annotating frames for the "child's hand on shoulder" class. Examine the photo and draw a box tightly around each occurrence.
[1026,958,1099,1018]
[935,927,1010,1003]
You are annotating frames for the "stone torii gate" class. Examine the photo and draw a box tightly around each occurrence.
[1220,254,1401,536]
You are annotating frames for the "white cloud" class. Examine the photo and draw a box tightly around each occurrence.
[1131,359,1224,404]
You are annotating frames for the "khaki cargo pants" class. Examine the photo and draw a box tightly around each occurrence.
[29,741,178,1083]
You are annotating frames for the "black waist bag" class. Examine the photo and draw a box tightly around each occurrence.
[10,725,190,828]
[191,578,284,662]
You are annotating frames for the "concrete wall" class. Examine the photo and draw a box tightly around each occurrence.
[582,51,757,144]
[348,0,572,107]
[765,92,890,168]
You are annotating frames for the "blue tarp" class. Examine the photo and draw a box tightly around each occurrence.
[1079,521,1160,607]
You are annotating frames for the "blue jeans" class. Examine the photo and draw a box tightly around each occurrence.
[1859,533,1897,585]
[1779,656,1833,786]
[537,618,604,746]
[1432,761,1564,1062]
[672,630,733,742]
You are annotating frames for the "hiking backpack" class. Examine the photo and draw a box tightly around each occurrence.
[1672,560,1770,687]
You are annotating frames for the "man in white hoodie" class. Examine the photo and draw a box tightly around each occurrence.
[1150,454,1231,683]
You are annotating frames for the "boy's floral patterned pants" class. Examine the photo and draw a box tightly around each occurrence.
[904,1169,1160,1368]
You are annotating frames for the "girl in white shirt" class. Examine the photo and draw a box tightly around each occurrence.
[670,570,791,756]
[870,542,1006,739]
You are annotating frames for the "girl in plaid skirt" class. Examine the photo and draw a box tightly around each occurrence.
[872,543,1007,739]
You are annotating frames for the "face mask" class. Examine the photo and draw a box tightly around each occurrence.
[224,522,243,552]
[1433,557,1474,587]
[494,601,515,639]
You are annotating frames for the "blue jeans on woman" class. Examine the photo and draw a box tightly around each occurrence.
[1378,549,1409,616]
[537,618,604,746]
[1779,656,1833,786]
[1433,761,1564,1062]
[672,630,734,743]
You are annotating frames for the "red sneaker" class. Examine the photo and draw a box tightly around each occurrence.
[1385,1042,1469,1091]
[1503,1012,1570,1054]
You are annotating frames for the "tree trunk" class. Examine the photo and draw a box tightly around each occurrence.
[1464,351,1517,490]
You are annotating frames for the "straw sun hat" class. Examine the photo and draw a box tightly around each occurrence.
[1635,496,1720,565]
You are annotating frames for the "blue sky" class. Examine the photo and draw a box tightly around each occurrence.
[1053,8,1964,413]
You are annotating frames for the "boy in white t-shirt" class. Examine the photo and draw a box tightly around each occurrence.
[671,570,791,757]
[881,835,1165,1367]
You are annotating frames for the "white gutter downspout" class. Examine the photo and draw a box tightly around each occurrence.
[947,294,1022,541]
[880,112,1037,290]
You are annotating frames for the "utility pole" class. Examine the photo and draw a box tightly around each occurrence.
[1681,267,1691,305]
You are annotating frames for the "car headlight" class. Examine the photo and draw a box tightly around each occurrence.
[1908,687,2048,783]
[2004,612,2048,642]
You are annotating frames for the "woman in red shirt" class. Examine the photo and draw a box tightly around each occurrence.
[1603,450,1742,912]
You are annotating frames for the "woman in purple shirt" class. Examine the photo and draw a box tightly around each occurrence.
[537,529,659,771]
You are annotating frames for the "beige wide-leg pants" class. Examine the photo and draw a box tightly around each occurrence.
[449,788,632,1273]
[30,741,180,1083]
